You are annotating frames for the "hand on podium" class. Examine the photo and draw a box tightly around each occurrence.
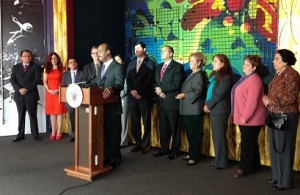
[102,87,113,99]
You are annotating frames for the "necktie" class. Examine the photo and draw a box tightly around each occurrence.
[160,63,168,81]
[136,60,142,72]
[100,64,106,79]
[23,64,28,72]
[71,71,76,83]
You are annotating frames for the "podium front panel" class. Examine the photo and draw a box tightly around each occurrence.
[78,106,89,167]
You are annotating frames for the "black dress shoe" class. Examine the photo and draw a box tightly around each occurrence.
[153,151,167,157]
[167,154,178,160]
[182,155,190,161]
[272,186,287,191]
[267,179,277,185]
[69,137,75,142]
[12,137,25,142]
[140,146,150,154]
[233,169,246,178]
[110,161,120,169]
[210,164,222,170]
[130,146,141,153]
[33,137,41,141]
[186,159,197,166]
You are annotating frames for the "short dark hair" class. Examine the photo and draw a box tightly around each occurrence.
[163,45,174,54]
[244,55,261,68]
[20,50,33,57]
[276,49,297,66]
[135,42,146,49]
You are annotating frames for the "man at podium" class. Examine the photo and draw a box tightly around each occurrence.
[96,43,124,168]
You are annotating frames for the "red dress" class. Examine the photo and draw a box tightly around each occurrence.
[45,68,67,115]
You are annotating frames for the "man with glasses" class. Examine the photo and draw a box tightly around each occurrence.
[83,46,101,85]
[10,49,41,142]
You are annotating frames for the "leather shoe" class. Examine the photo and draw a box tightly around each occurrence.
[267,179,277,185]
[110,161,120,169]
[12,137,24,142]
[153,151,167,157]
[182,155,190,161]
[167,154,178,160]
[186,159,197,166]
[130,146,141,153]
[140,146,150,154]
[272,186,287,191]
[233,169,246,178]
[33,137,41,141]
[69,137,75,142]
[210,164,222,170]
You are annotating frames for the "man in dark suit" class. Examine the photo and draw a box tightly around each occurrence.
[97,43,124,168]
[126,42,156,154]
[61,57,84,142]
[154,45,184,160]
[10,49,41,142]
[83,46,101,85]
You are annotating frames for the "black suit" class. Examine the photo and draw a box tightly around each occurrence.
[10,62,41,138]
[61,70,84,137]
[126,57,156,148]
[83,62,99,85]
[96,59,124,165]
[155,60,184,154]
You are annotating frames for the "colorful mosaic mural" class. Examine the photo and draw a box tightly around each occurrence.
[125,0,278,82]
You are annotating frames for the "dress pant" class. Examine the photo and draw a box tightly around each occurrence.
[66,104,75,137]
[239,125,262,172]
[120,97,129,146]
[210,113,229,168]
[104,113,122,164]
[16,100,39,138]
[158,107,180,155]
[183,114,204,161]
[268,112,299,188]
[130,98,152,148]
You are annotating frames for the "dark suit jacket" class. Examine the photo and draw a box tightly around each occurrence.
[126,57,156,103]
[179,70,205,115]
[97,60,124,115]
[61,69,84,86]
[155,60,184,111]
[205,74,232,115]
[83,62,98,85]
[10,62,41,102]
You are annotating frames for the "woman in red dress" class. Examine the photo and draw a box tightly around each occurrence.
[43,52,67,140]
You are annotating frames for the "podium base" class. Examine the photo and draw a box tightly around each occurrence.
[64,165,112,181]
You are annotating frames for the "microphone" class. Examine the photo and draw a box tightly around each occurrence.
[83,75,97,87]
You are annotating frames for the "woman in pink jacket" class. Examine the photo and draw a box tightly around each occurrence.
[231,55,266,178]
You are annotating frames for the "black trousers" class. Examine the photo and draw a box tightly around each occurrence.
[183,114,203,161]
[104,113,122,164]
[158,107,180,154]
[16,100,39,138]
[239,125,262,172]
[130,98,152,148]
[66,104,75,137]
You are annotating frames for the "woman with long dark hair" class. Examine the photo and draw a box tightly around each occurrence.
[204,54,235,169]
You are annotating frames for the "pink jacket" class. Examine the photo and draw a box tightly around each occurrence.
[232,74,266,126]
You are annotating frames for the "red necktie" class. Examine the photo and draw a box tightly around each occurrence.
[160,64,168,81]
[24,64,28,72]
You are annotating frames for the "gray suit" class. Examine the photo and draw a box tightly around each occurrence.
[96,60,124,165]
[83,62,99,85]
[61,70,84,136]
[205,74,232,168]
[179,70,205,161]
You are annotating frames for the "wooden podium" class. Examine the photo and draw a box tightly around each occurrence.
[60,86,119,181]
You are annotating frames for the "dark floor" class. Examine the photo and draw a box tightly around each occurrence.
[0,133,299,195]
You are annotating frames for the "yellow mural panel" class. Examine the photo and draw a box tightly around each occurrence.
[53,0,68,66]
[277,0,300,71]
